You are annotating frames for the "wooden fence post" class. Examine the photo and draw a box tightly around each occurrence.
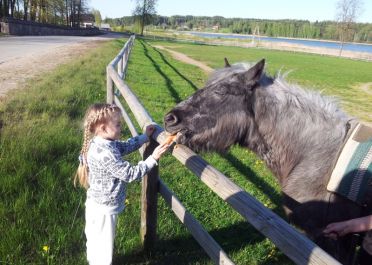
[140,138,159,251]
[118,57,123,77]
[106,66,114,104]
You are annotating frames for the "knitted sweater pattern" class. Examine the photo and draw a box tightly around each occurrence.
[86,135,156,209]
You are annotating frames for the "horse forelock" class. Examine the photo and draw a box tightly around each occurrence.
[206,62,255,87]
[207,62,274,94]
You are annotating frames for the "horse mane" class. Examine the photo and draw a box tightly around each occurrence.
[206,62,354,180]
[208,62,351,125]
[270,76,350,123]
[207,62,275,87]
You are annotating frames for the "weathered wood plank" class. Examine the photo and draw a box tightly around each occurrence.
[163,143,340,265]
[108,35,134,66]
[140,138,159,251]
[159,180,235,265]
[114,96,138,137]
[106,71,114,104]
[108,66,153,129]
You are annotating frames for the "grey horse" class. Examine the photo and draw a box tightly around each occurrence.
[164,59,372,264]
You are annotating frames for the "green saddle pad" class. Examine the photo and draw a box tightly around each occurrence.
[327,124,372,205]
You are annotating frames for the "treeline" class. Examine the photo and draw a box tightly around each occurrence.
[0,0,89,27]
[105,15,372,43]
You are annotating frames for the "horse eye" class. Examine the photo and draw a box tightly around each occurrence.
[215,91,224,96]
[215,89,226,96]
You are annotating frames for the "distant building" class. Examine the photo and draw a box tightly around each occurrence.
[80,14,95,28]
[178,24,189,31]
[100,23,111,31]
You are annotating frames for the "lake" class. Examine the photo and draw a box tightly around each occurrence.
[189,32,372,54]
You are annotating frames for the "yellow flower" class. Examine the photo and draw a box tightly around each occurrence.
[125,199,130,206]
[42,245,49,252]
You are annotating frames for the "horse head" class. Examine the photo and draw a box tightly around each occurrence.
[164,59,270,153]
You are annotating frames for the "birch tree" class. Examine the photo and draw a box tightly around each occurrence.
[132,0,157,35]
[335,0,363,56]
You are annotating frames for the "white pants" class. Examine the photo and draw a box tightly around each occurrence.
[85,205,118,265]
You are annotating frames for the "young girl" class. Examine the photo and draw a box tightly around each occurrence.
[74,103,169,265]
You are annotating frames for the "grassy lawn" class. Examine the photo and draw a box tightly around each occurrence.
[144,39,372,123]
[0,37,371,264]
[0,39,122,264]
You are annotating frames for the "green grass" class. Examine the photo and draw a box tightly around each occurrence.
[0,39,123,264]
[0,37,371,264]
[144,39,372,123]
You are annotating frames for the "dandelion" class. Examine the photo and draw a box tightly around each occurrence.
[42,245,49,252]
[267,248,276,259]
[125,199,130,206]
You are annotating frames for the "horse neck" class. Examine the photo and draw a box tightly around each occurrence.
[248,82,350,183]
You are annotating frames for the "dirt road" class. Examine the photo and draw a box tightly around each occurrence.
[0,33,124,97]
[153,45,214,73]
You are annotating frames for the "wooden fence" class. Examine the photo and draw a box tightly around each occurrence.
[106,35,341,265]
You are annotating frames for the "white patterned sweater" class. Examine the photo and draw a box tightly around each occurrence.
[85,135,157,214]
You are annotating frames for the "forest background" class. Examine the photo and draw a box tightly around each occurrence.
[1,0,371,43]
[106,15,372,43]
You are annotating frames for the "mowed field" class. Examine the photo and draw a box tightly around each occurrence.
[0,37,371,265]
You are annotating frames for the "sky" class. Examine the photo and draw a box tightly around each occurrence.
[89,0,372,23]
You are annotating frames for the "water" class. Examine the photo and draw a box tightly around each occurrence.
[190,32,372,54]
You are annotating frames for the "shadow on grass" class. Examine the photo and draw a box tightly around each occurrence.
[138,40,182,104]
[221,152,284,215]
[138,40,200,104]
[113,221,266,265]
[149,44,199,92]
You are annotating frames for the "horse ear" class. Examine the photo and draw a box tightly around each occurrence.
[224,57,231,67]
[243,59,265,85]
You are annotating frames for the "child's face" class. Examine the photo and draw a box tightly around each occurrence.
[103,114,122,140]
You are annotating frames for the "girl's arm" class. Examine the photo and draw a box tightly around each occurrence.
[323,215,372,238]
[116,134,149,155]
[116,125,155,155]
[104,142,169,183]
[104,150,156,183]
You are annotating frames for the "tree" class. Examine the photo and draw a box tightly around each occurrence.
[132,0,157,35]
[91,8,101,26]
[335,0,363,56]
[0,0,89,27]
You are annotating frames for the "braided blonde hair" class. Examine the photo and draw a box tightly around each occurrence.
[74,103,121,189]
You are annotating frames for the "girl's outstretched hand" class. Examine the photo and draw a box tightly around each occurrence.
[323,215,372,239]
[323,221,351,239]
[152,142,170,160]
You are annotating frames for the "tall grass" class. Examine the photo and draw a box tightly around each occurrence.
[146,40,372,123]
[1,37,371,264]
[0,39,123,264]
[111,38,289,265]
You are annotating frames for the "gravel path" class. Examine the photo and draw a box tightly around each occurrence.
[153,45,213,73]
[0,33,125,97]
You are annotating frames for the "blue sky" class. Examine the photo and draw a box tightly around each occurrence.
[89,0,372,23]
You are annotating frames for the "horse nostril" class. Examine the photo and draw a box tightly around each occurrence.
[165,113,179,126]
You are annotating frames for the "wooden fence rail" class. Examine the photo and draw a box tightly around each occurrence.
[106,35,341,265]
